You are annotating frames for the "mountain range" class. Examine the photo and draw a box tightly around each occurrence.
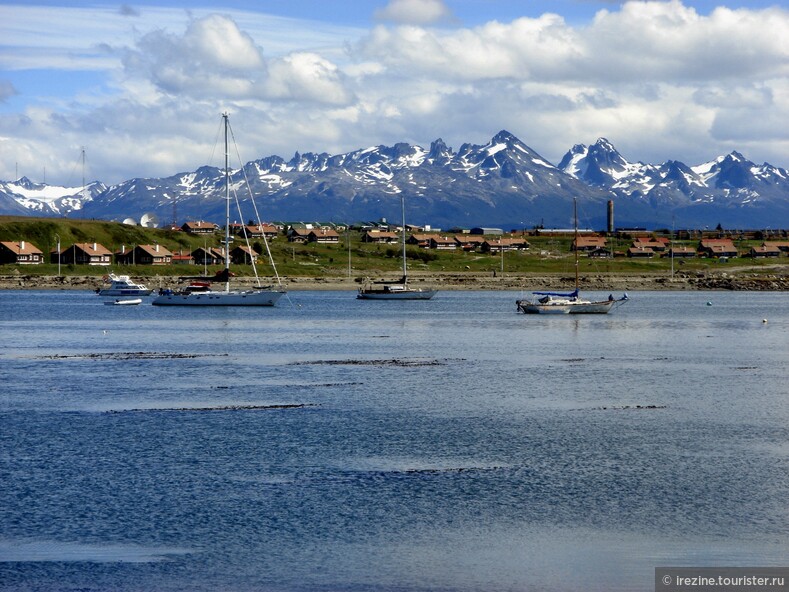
[3,132,788,231]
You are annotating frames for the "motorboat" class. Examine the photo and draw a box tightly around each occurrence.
[97,273,153,296]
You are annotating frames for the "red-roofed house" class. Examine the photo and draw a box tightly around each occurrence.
[0,240,44,264]
[60,242,112,265]
[182,221,219,235]
[308,229,340,244]
[115,244,173,265]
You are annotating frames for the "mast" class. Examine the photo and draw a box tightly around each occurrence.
[574,197,579,291]
[223,113,231,292]
[81,147,86,197]
[400,195,407,282]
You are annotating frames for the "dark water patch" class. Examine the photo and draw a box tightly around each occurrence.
[36,352,227,361]
[582,404,668,411]
[105,403,317,414]
[290,358,461,367]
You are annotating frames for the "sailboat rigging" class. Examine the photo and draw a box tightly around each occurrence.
[357,195,436,300]
[516,198,628,314]
[152,113,285,306]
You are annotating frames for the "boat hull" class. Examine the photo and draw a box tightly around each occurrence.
[98,288,153,296]
[152,290,285,306]
[357,289,436,300]
[517,298,619,315]
[517,301,571,314]
[104,298,143,306]
[567,300,616,314]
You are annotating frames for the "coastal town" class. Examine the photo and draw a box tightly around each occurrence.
[2,219,789,268]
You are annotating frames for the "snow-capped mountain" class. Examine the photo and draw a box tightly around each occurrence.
[2,133,788,230]
[71,130,609,229]
[0,177,106,216]
[558,139,789,227]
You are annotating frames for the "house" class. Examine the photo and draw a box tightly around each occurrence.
[308,229,340,244]
[170,250,195,265]
[407,233,440,247]
[363,231,399,244]
[60,242,113,265]
[663,246,696,259]
[115,244,173,265]
[182,221,219,235]
[231,245,258,264]
[764,241,789,253]
[573,236,607,252]
[631,238,666,252]
[587,247,612,258]
[627,246,654,258]
[481,237,526,253]
[288,228,312,243]
[428,236,458,250]
[0,240,44,265]
[699,239,738,258]
[749,245,781,258]
[192,247,224,266]
[240,224,278,239]
[471,227,504,235]
[454,235,486,251]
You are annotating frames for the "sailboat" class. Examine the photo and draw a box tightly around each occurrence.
[357,196,436,300]
[516,199,628,314]
[152,114,285,307]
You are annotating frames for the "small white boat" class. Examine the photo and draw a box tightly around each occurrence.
[516,199,628,315]
[97,273,153,296]
[104,298,142,306]
[516,289,624,314]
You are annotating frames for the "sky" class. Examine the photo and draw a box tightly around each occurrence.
[1,0,789,187]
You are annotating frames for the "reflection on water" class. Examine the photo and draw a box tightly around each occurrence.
[1,290,788,591]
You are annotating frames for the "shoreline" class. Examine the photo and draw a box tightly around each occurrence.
[2,269,788,291]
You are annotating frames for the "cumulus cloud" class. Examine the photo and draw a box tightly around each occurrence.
[122,14,264,97]
[360,1,789,86]
[374,0,453,25]
[120,13,354,107]
[265,52,353,105]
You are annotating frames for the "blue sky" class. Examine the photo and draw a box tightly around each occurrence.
[2,0,788,186]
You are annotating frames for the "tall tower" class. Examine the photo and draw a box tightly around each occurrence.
[607,200,614,234]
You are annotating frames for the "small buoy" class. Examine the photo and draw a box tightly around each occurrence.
[706,301,712,306]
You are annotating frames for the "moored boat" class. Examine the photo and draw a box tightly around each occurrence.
[516,199,628,315]
[357,276,437,300]
[151,113,285,307]
[104,297,143,305]
[357,196,436,301]
[97,273,153,296]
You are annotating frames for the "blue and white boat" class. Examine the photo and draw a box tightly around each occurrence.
[97,273,153,297]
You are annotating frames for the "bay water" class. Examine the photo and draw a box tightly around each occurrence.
[1,289,788,591]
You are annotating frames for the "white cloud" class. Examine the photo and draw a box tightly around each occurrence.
[264,52,353,105]
[122,15,264,98]
[374,0,454,25]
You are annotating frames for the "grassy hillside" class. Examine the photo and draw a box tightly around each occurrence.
[0,215,780,279]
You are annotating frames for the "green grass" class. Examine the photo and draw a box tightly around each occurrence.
[1,215,784,278]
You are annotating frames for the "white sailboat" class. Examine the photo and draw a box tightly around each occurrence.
[357,196,436,300]
[516,199,627,314]
[152,114,285,307]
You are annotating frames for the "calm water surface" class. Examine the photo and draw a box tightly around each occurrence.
[1,289,788,591]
